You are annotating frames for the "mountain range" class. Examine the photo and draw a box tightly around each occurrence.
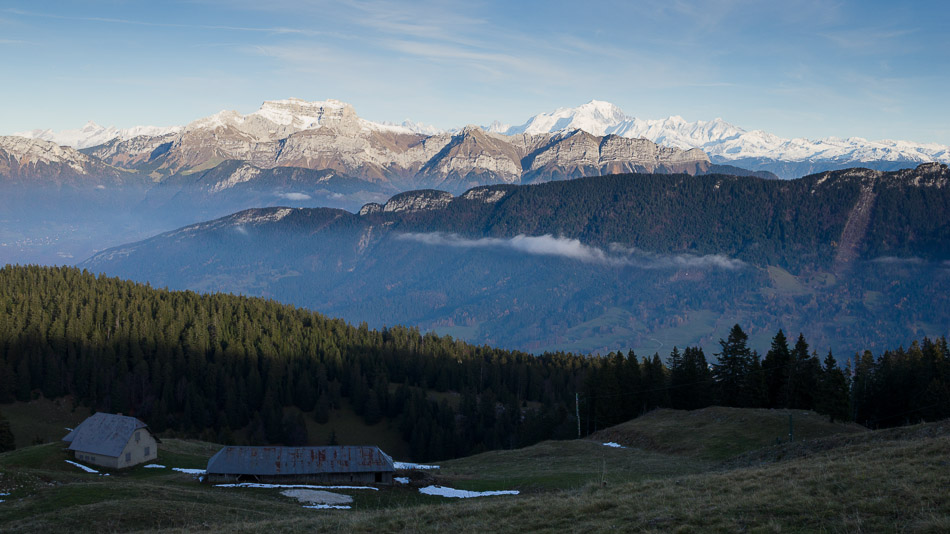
[81,163,950,357]
[0,99,715,263]
[3,96,946,267]
[15,98,949,179]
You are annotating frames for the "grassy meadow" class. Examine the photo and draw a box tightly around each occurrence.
[0,405,947,533]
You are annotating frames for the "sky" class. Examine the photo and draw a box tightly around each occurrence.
[1,0,949,144]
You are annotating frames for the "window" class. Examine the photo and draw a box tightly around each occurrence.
[125,452,131,463]
[135,431,141,442]
[144,446,150,457]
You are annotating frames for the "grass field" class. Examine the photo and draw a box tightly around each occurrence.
[1,397,92,449]
[0,406,947,533]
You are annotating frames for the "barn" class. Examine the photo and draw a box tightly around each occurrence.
[62,412,160,469]
[205,445,395,485]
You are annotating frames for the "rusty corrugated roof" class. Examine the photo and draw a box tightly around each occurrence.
[205,445,395,475]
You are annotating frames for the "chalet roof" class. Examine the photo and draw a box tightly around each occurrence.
[62,413,152,458]
[206,446,395,476]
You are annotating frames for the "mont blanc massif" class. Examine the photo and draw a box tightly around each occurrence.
[3,98,949,358]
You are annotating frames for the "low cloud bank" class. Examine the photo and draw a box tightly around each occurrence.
[397,232,745,270]
[870,256,925,265]
[276,192,312,201]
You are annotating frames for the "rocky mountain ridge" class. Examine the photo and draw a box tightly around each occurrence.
[69,99,710,193]
[14,97,946,180]
[0,136,131,185]
[497,100,950,178]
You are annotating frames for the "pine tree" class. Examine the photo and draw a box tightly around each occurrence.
[713,324,753,407]
[0,410,14,452]
[816,351,850,422]
[763,330,791,408]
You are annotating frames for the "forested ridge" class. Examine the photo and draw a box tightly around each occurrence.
[1,266,948,459]
[363,165,950,270]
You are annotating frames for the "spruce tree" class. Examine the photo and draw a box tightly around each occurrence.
[763,330,791,408]
[713,324,753,407]
[0,410,14,452]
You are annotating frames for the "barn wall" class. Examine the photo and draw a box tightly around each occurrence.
[206,471,394,485]
[75,451,120,469]
[118,430,159,468]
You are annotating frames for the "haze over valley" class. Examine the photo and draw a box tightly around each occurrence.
[2,2,950,531]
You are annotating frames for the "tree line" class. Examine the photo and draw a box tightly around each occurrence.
[0,266,947,460]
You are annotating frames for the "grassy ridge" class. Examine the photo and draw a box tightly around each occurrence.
[0,408,947,533]
[590,406,868,461]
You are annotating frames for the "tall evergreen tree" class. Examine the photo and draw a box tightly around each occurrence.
[0,410,14,452]
[713,324,753,407]
[763,330,791,408]
[816,351,850,422]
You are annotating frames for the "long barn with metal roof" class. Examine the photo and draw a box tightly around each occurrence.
[205,445,395,485]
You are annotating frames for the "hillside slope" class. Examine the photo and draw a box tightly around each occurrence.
[82,165,950,356]
[0,412,946,533]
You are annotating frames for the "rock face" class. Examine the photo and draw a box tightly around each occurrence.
[359,203,383,216]
[81,98,712,193]
[382,190,454,213]
[500,100,950,179]
[0,136,130,185]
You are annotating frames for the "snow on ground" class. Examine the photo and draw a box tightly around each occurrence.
[394,477,409,484]
[419,485,519,499]
[281,489,353,506]
[303,504,351,510]
[143,464,166,469]
[394,461,440,470]
[172,468,206,474]
[602,442,626,448]
[215,483,378,491]
[0,492,8,503]
[65,460,99,473]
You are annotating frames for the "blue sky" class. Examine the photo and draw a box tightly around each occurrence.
[2,0,949,144]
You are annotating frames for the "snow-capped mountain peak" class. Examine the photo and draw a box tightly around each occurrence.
[506,99,628,136]
[499,101,950,177]
[13,121,182,150]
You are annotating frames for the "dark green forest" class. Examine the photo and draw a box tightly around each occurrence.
[1,266,948,460]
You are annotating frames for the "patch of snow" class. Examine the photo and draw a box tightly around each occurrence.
[172,468,206,474]
[65,460,99,473]
[281,489,353,506]
[143,464,166,469]
[13,121,181,149]
[303,504,351,510]
[394,461,440,470]
[602,442,626,448]
[394,477,409,484]
[216,483,378,491]
[418,485,519,499]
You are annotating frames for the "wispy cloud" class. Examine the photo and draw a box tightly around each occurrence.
[397,232,745,270]
[3,7,324,35]
[276,192,311,201]
[870,256,926,265]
